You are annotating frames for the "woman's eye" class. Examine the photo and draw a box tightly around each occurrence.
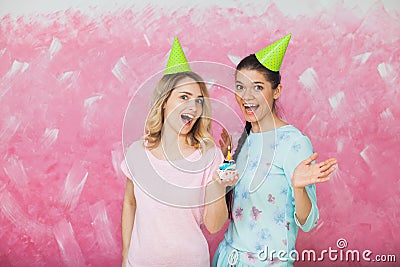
[195,98,204,105]
[236,85,244,91]
[254,85,263,91]
[180,95,188,100]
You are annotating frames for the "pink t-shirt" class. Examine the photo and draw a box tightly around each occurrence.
[121,141,223,267]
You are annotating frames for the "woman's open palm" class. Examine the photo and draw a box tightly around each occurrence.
[219,128,231,158]
[292,153,338,188]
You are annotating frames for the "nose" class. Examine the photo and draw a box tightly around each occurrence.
[187,98,198,112]
[241,87,254,101]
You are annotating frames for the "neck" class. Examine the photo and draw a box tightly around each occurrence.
[159,125,192,159]
[251,112,283,133]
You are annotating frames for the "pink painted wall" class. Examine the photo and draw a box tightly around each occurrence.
[1,1,399,266]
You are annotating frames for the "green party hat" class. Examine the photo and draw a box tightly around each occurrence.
[255,34,291,72]
[164,37,192,75]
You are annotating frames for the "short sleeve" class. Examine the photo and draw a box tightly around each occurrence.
[283,135,319,232]
[120,159,133,180]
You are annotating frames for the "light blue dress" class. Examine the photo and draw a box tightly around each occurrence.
[213,125,319,267]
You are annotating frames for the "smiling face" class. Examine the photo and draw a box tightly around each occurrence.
[235,69,281,126]
[163,77,204,136]
[145,72,213,151]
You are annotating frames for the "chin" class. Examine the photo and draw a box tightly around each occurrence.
[179,125,193,136]
[179,130,190,136]
[245,118,258,124]
[242,113,258,123]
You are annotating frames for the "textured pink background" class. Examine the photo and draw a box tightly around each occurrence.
[1,1,399,266]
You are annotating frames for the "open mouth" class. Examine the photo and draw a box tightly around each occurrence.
[243,103,259,114]
[181,113,195,125]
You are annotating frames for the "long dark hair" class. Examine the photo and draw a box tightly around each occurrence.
[226,54,281,219]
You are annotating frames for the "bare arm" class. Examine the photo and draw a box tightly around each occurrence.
[121,178,136,267]
[203,172,238,233]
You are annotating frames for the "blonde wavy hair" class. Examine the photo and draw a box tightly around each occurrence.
[145,72,214,152]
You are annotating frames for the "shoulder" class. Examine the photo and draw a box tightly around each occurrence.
[125,140,146,157]
[121,140,144,179]
[277,125,311,145]
[282,126,314,159]
[203,144,224,163]
[279,125,308,138]
[274,125,313,163]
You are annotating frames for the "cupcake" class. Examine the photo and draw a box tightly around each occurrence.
[218,146,237,179]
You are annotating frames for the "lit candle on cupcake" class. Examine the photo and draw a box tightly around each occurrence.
[218,145,237,179]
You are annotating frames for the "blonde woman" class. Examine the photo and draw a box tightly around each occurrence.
[121,38,238,267]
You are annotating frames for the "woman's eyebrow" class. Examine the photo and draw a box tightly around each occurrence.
[179,91,193,95]
[179,91,203,98]
[236,80,264,85]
